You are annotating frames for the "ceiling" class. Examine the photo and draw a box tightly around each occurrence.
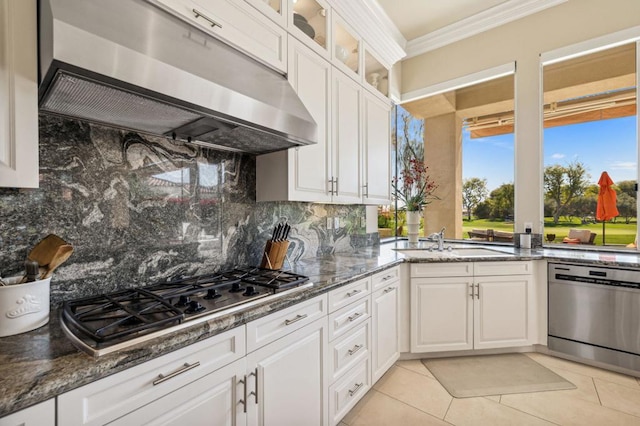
[376,0,509,41]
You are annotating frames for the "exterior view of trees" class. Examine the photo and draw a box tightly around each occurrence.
[463,161,637,223]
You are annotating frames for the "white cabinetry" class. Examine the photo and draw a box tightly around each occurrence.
[362,91,391,204]
[411,261,533,353]
[0,399,54,426]
[57,327,246,426]
[245,295,329,426]
[0,0,38,189]
[370,267,400,382]
[257,36,332,202]
[148,0,287,72]
[331,68,362,203]
[326,277,371,426]
[110,358,247,426]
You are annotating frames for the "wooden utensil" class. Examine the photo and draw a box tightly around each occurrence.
[41,244,74,279]
[28,234,69,267]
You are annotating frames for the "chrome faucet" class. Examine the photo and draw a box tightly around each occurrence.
[426,227,446,251]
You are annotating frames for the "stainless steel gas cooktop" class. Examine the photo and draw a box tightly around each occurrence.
[60,267,312,357]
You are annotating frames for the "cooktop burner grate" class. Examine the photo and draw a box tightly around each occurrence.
[60,266,313,356]
[62,289,185,343]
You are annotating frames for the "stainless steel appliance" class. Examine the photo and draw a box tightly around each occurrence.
[548,262,640,371]
[38,0,317,154]
[60,267,313,357]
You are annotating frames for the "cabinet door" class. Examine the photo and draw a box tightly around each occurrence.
[371,283,399,383]
[0,0,38,188]
[150,0,287,72]
[110,358,247,426]
[0,399,54,426]
[362,87,391,204]
[331,69,362,203]
[246,316,328,426]
[411,277,473,353]
[286,36,332,202]
[474,275,532,349]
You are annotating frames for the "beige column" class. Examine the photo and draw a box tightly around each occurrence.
[423,113,463,238]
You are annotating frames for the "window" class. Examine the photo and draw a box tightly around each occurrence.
[542,43,638,248]
[378,70,515,243]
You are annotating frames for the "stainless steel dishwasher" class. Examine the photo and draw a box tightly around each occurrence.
[548,262,640,371]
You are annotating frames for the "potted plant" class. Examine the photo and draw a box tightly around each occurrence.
[392,153,438,243]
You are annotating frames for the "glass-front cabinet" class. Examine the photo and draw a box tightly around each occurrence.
[289,0,329,58]
[364,46,389,98]
[246,0,287,27]
[333,14,360,79]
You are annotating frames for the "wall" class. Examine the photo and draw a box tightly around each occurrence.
[400,0,640,234]
[0,115,370,307]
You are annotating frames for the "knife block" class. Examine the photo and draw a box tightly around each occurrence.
[260,240,290,270]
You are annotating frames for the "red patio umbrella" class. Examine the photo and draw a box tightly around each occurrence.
[596,171,619,245]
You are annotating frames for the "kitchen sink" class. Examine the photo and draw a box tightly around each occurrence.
[394,247,513,258]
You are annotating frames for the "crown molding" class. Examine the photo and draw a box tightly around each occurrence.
[328,0,407,67]
[405,0,568,59]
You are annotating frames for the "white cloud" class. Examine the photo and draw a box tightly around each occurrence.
[551,153,565,159]
[610,161,636,170]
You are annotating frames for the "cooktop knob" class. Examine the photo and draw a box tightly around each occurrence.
[186,300,205,313]
[230,282,244,293]
[176,295,190,306]
[205,288,221,299]
[243,285,259,296]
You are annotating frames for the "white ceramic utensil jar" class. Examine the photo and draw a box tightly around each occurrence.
[0,276,51,337]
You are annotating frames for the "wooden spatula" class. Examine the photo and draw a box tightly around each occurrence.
[28,234,69,267]
[41,244,74,279]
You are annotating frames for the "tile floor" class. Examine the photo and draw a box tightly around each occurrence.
[340,353,640,426]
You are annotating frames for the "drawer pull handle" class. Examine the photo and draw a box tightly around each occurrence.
[249,368,258,403]
[348,344,363,356]
[383,287,394,294]
[238,375,247,413]
[153,361,200,386]
[284,313,308,325]
[348,382,364,396]
[348,312,363,322]
[192,8,223,28]
[346,289,362,297]
[382,275,393,281]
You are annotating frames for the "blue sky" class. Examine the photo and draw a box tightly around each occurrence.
[462,116,637,190]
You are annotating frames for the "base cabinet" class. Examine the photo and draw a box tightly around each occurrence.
[411,262,533,353]
[371,280,399,382]
[246,316,328,426]
[0,399,54,426]
[110,358,247,426]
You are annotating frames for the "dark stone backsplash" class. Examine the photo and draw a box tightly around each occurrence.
[0,115,371,307]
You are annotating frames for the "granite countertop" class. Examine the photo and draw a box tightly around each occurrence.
[3,241,640,417]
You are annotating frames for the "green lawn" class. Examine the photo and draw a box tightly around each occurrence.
[462,218,637,246]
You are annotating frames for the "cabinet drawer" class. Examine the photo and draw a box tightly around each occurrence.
[328,320,370,382]
[328,277,370,313]
[329,358,370,425]
[474,261,532,276]
[328,297,370,341]
[149,0,287,72]
[57,326,245,426]
[371,266,399,291]
[411,262,472,278]
[246,294,327,352]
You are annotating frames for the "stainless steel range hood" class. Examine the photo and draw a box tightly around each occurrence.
[38,0,317,155]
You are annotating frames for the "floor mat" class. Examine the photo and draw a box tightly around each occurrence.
[422,353,576,398]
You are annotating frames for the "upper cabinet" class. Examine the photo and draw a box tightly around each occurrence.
[332,15,360,80]
[151,0,288,72]
[0,0,39,189]
[363,46,389,99]
[289,0,330,60]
